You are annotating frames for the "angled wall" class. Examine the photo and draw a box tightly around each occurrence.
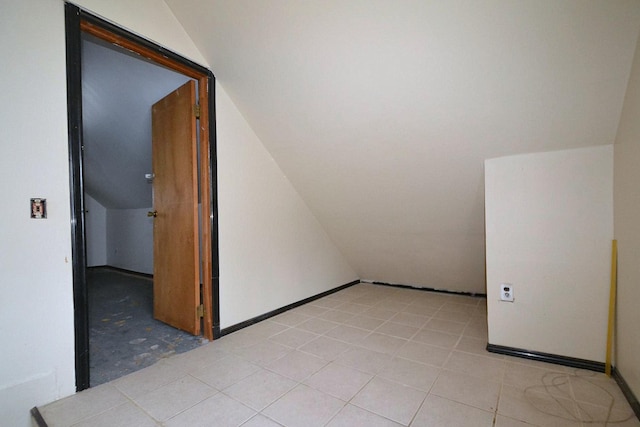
[216,86,357,328]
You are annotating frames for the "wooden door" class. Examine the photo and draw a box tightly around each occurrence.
[151,80,200,335]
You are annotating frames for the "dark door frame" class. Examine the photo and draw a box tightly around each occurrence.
[65,3,220,391]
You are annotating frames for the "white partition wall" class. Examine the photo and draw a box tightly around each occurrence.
[84,194,107,266]
[613,26,640,407]
[106,208,154,274]
[485,145,613,362]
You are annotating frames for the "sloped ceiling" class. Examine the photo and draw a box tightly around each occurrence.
[165,0,640,293]
[82,35,191,209]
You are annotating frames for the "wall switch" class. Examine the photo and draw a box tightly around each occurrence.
[500,283,514,302]
[30,198,47,219]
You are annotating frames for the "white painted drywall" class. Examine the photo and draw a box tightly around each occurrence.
[485,146,613,362]
[167,0,640,295]
[613,27,640,404]
[216,85,357,328]
[0,1,75,426]
[0,1,357,425]
[85,193,107,266]
[107,208,154,274]
[71,0,206,66]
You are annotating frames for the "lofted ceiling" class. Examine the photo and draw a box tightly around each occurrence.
[81,34,191,209]
[87,1,640,293]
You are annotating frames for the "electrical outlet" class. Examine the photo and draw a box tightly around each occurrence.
[500,283,514,302]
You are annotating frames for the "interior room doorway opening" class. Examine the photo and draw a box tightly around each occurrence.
[66,3,220,391]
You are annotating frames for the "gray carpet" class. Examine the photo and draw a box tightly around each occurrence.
[88,267,206,386]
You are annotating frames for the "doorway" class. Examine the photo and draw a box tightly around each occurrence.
[65,4,220,391]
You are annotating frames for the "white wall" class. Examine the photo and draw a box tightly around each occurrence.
[85,195,154,274]
[85,193,107,266]
[485,146,613,362]
[107,208,154,274]
[613,27,640,404]
[216,86,357,328]
[0,1,357,425]
[0,1,75,426]
[70,0,357,329]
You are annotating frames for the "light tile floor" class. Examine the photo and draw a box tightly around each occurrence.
[39,283,640,427]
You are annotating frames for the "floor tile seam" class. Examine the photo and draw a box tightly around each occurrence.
[440,362,507,385]
[373,365,441,395]
[348,391,421,426]
[216,385,288,414]
[432,305,478,317]
[400,336,459,353]
[330,356,387,377]
[268,334,322,350]
[408,337,458,351]
[321,332,367,347]
[156,388,227,425]
[189,364,259,392]
[372,325,423,342]
[451,346,506,361]
[114,396,170,426]
[295,343,352,362]
[331,401,407,427]
[392,312,435,327]
[425,393,497,420]
[427,387,500,414]
[369,372,433,397]
[428,311,473,326]
[183,370,237,392]
[53,391,131,427]
[413,321,461,334]
[302,366,375,405]
[450,348,510,366]
[253,410,287,427]
[390,354,449,372]
[162,351,230,372]
[260,357,329,384]
[112,380,160,402]
[436,366,504,389]
[351,336,407,357]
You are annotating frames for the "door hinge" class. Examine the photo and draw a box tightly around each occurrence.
[194,104,201,119]
[197,304,205,318]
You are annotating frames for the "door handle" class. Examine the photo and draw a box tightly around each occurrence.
[147,210,158,217]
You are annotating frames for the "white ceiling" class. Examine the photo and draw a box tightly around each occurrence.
[82,35,191,209]
[87,1,640,292]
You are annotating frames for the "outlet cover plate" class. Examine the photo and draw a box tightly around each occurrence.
[500,283,514,302]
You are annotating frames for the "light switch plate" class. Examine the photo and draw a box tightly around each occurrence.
[31,198,47,219]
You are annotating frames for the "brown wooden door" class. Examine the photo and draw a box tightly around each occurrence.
[151,80,200,335]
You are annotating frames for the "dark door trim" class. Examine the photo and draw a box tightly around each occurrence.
[64,3,220,391]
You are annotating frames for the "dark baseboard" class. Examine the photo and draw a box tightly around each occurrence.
[88,265,153,279]
[487,343,605,372]
[31,407,48,427]
[488,344,640,420]
[220,279,360,336]
[612,367,640,420]
[364,280,487,298]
